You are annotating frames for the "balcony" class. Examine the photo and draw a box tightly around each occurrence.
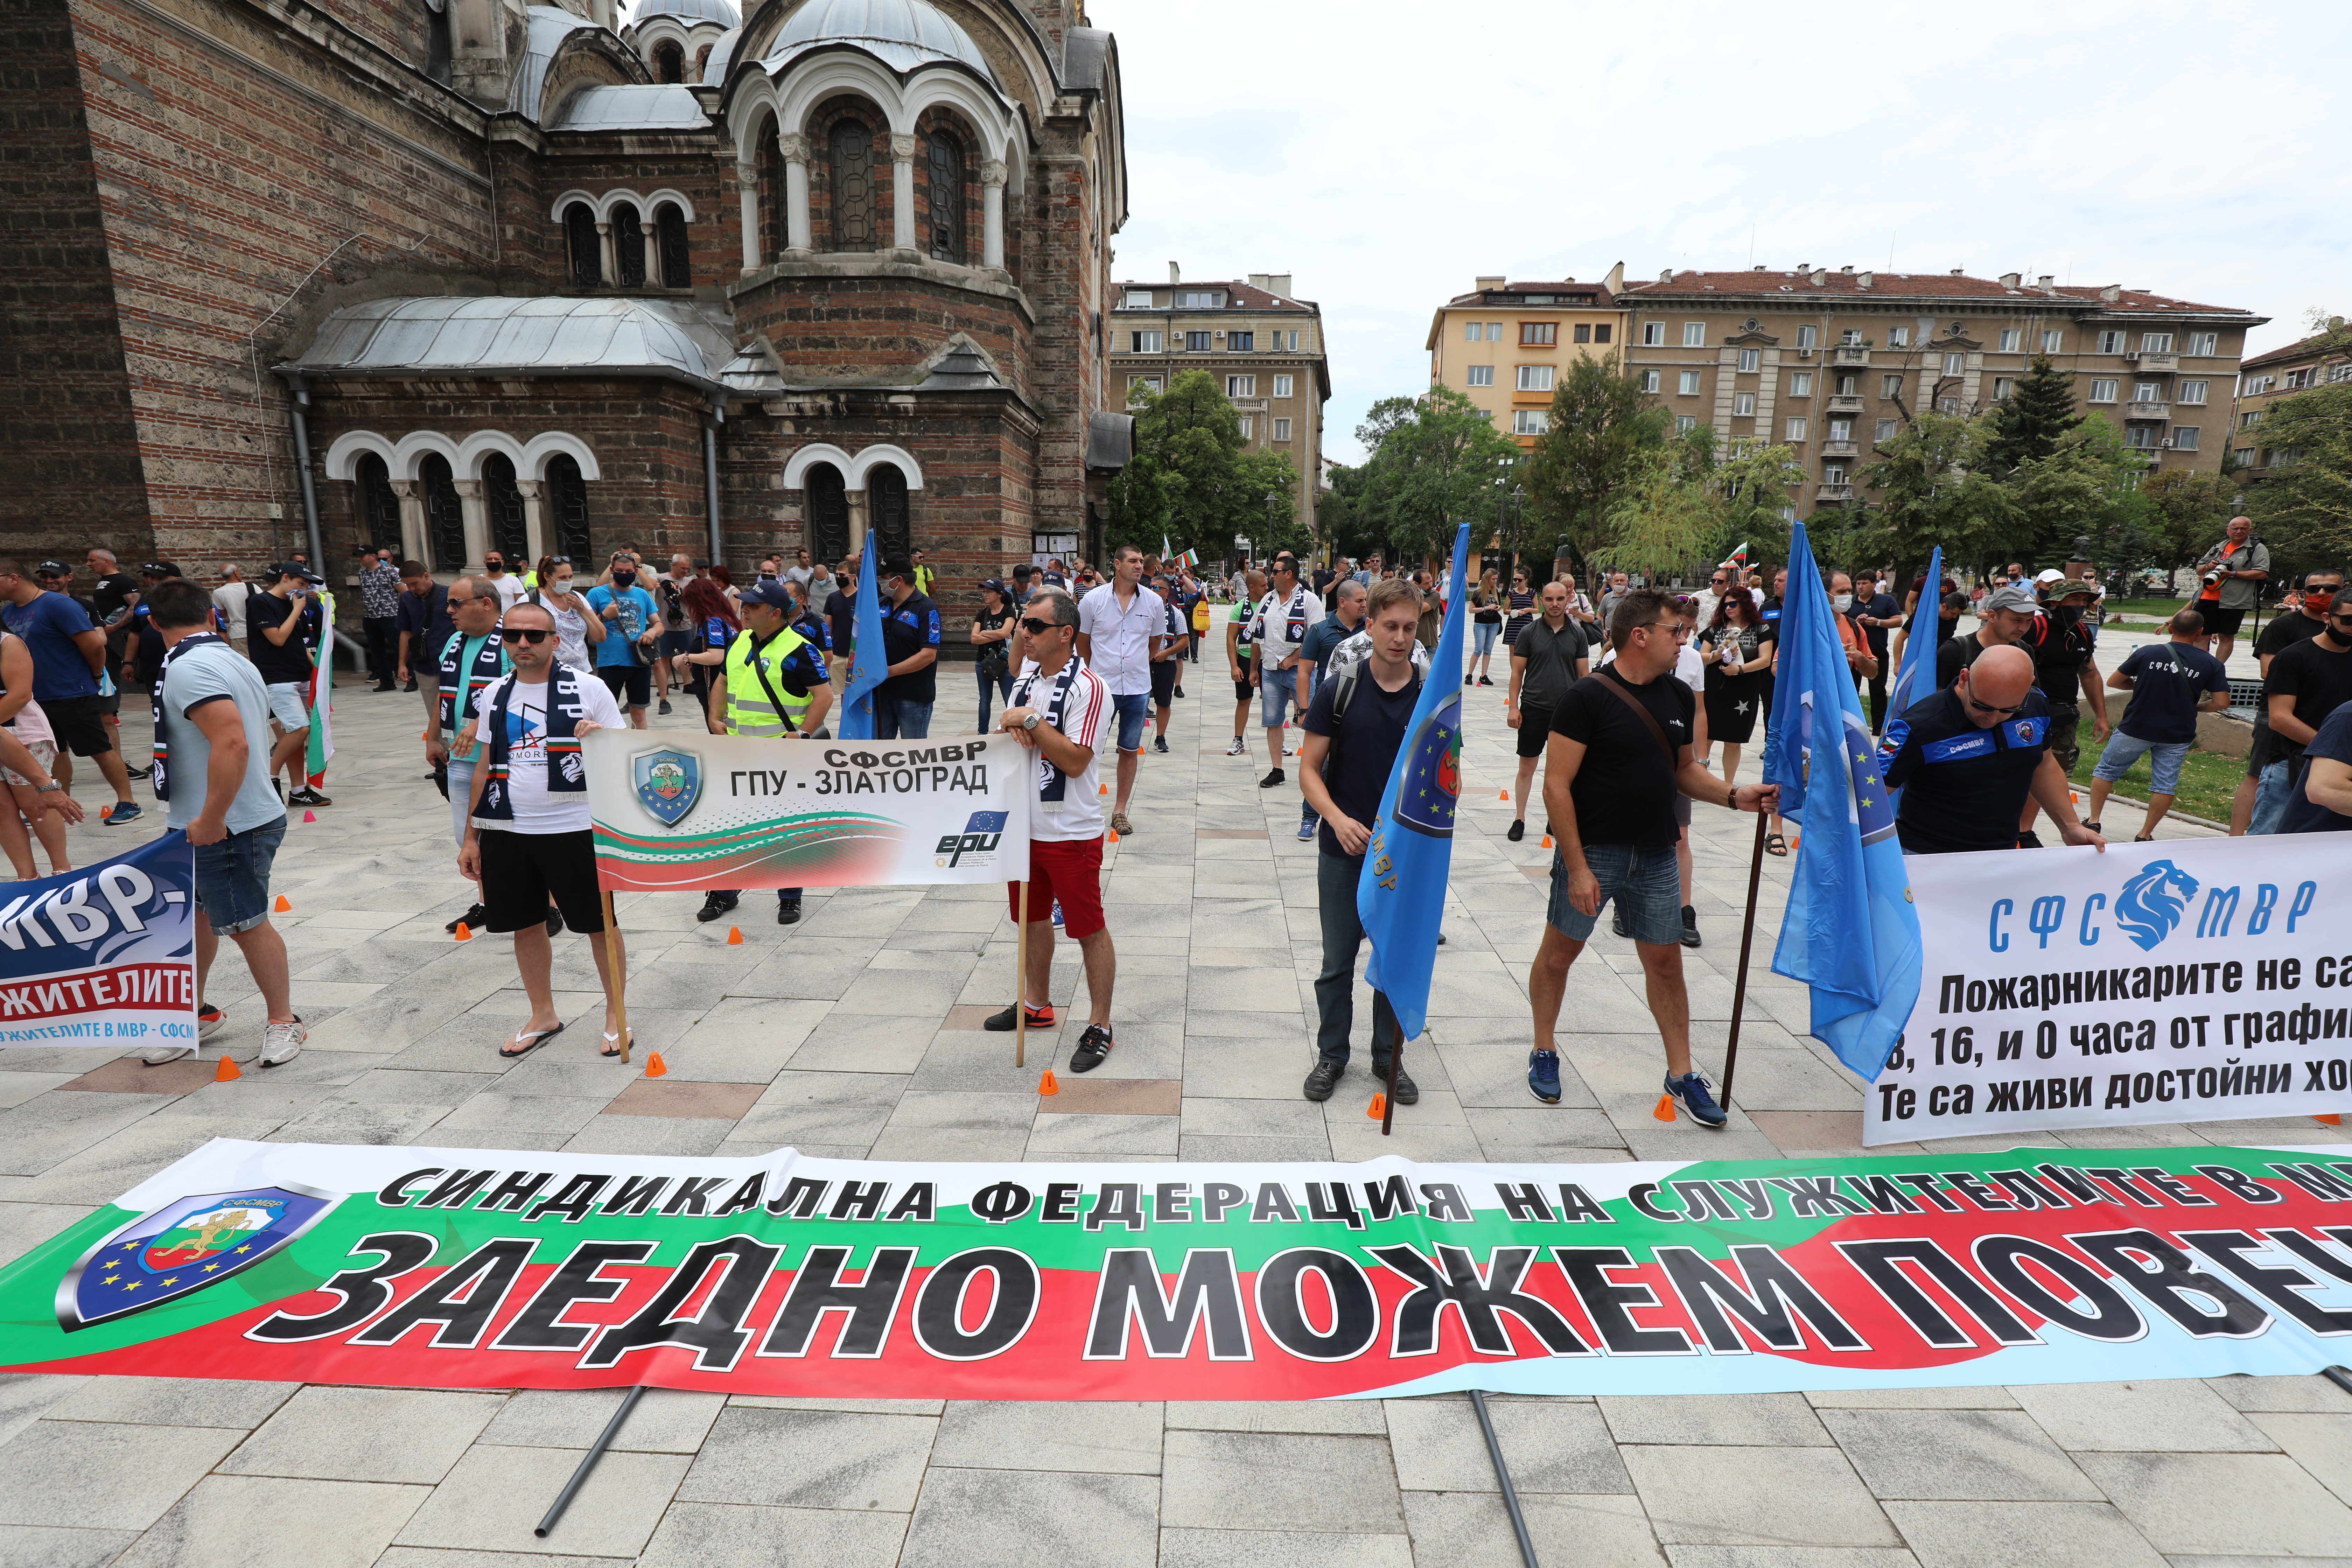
[1815,482,1855,503]
[2128,352,2178,371]
[2127,401,2171,421]
[1826,393,1865,414]
[1819,439,1860,458]
[1831,345,1870,365]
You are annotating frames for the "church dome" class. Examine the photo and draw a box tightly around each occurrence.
[632,0,740,25]
[764,0,995,80]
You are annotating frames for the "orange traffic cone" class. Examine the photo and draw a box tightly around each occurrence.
[1099,783,1110,795]
[301,810,316,823]
[644,1052,668,1077]
[1652,1093,1676,1122]
[726,925,743,945]
[1038,1069,1059,1095]
[1366,1092,1387,1119]
[214,1054,241,1082]
[454,922,472,941]
[273,895,290,912]
[1499,789,1510,802]
[1540,835,1553,848]
[2316,1113,2343,1125]
[1107,830,1119,845]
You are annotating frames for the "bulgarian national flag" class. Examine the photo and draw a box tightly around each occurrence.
[303,591,336,789]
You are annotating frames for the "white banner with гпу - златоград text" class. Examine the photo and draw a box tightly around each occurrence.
[1864,836,2352,1146]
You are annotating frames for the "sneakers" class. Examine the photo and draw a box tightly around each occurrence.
[1110,812,1134,836]
[658,698,673,716]
[1506,819,1525,842]
[143,1042,195,1065]
[778,897,803,925]
[1611,904,1633,939]
[1527,1049,1562,1104]
[1302,1058,1343,1101]
[985,1001,1054,1031]
[1050,901,1064,930]
[196,1003,226,1039]
[447,902,489,934]
[1464,674,1474,686]
[1153,736,1169,754]
[1297,819,1316,841]
[128,762,153,780]
[2016,829,2045,850]
[286,787,330,808]
[1227,735,1245,757]
[1681,905,1701,948]
[1478,676,1494,686]
[1069,1023,1115,1072]
[1373,1063,1420,1105]
[696,891,740,923]
[259,1016,306,1068]
[373,681,397,693]
[1664,1070,1728,1128]
[545,906,565,938]
[1259,768,1285,788]
[102,801,142,825]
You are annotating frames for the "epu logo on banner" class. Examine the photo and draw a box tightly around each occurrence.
[937,810,1008,869]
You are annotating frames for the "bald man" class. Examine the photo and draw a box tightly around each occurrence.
[1878,644,2105,855]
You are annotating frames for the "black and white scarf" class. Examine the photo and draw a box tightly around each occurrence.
[1011,657,1083,803]
[437,630,509,739]
[148,633,224,804]
[472,665,589,823]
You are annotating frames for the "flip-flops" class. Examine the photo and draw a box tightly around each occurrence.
[601,1028,633,1060]
[499,1022,564,1060]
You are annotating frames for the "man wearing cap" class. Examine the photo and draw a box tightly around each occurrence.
[0,556,142,823]
[874,553,941,739]
[2191,515,2268,666]
[1075,542,1163,836]
[694,578,833,927]
[351,547,401,689]
[1937,580,2041,690]
[1879,643,2106,856]
[250,562,330,808]
[2014,571,2108,847]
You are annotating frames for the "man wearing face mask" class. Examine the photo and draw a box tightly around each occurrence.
[2015,572,2107,847]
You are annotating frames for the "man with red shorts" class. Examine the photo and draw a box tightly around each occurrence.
[985,587,1119,1071]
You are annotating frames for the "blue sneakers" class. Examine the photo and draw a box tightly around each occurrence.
[1527,1049,1561,1104]
[1050,901,1064,929]
[1664,1071,1728,1128]
[102,800,142,826]
[1296,820,1316,841]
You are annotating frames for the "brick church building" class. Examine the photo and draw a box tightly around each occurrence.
[12,0,1131,629]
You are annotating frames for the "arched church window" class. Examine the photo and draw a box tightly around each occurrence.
[420,454,465,572]
[354,453,400,550]
[653,41,683,83]
[828,120,875,251]
[806,462,849,563]
[548,455,592,560]
[483,454,529,563]
[613,203,646,287]
[656,203,690,287]
[869,461,911,560]
[564,202,600,287]
[925,129,964,264]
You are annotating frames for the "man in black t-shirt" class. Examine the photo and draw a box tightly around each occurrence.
[2015,574,2108,847]
[823,552,860,690]
[1936,582,2041,689]
[2257,587,2352,835]
[247,562,330,807]
[1527,589,1777,1127]
[1853,570,1902,732]
[2235,567,2341,834]
[1298,579,1425,1105]
[874,553,941,738]
[1880,645,2103,856]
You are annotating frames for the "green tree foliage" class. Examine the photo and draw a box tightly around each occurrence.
[2139,469,2235,586]
[1982,355,2084,476]
[1348,385,1523,566]
[1107,371,1300,562]
[2008,415,2153,565]
[1601,433,1802,578]
[2247,380,2352,569]
[1522,352,1672,576]
[1852,409,2020,573]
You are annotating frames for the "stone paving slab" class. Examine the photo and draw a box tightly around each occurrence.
[0,662,2346,1566]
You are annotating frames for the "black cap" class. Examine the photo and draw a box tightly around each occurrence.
[139,562,175,578]
[979,577,1010,600]
[271,561,326,584]
[880,553,915,582]
[34,560,68,578]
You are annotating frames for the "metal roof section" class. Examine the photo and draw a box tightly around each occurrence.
[915,333,1006,390]
[1062,26,1107,91]
[700,24,742,81]
[280,296,735,393]
[763,0,998,83]
[547,83,709,130]
[514,6,602,117]
[631,0,740,26]
[718,338,786,397]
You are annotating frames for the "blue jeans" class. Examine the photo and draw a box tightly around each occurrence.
[193,815,289,936]
[875,695,933,740]
[1473,622,1499,658]
[1111,691,1149,753]
[2251,758,2292,835]
[976,667,1013,733]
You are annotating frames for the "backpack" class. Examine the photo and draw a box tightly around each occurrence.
[1322,628,1429,719]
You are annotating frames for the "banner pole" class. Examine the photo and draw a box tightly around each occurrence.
[1469,1389,1542,1568]
[1720,807,1770,1110]
[1381,1023,1402,1135]
[600,889,629,1065]
[535,1384,644,1538]
[1014,880,1030,1070]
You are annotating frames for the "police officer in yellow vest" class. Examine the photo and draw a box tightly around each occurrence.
[694,579,833,926]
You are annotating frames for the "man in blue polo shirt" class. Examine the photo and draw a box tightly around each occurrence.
[1880,644,2105,855]
[874,553,941,739]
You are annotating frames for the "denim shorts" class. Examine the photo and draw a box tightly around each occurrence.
[1260,664,1300,728]
[2093,730,2191,797]
[1111,690,1149,752]
[193,814,289,935]
[1547,841,1681,945]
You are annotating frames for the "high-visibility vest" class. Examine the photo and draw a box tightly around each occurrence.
[722,626,814,736]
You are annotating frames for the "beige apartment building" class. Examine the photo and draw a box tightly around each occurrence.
[1109,268,1331,544]
[1612,267,2266,516]
[2230,319,2351,478]
[1425,270,1630,448]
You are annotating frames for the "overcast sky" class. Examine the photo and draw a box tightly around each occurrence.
[1096,0,2352,463]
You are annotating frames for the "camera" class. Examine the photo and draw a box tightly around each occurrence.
[2202,571,2223,587]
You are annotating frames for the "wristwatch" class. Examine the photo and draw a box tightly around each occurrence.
[35,782,61,793]
[1020,712,1041,732]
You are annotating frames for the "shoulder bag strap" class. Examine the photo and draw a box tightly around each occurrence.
[1593,669,1680,768]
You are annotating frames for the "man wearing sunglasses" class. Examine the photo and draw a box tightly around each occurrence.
[2237,569,2345,834]
[422,575,509,934]
[2256,585,2352,835]
[1879,643,2105,856]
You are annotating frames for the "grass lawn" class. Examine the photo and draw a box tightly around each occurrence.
[2066,740,2242,827]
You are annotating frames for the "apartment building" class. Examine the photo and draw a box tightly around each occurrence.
[1109,269,1332,538]
[1615,267,2266,515]
[2230,319,2351,477]
[1425,270,1630,447]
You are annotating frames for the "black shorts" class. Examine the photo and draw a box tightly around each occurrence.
[2247,725,2273,778]
[1151,659,1179,706]
[1515,705,1554,760]
[657,629,695,659]
[1234,674,1253,702]
[2203,604,2248,637]
[598,663,651,709]
[477,827,607,935]
[40,694,114,757]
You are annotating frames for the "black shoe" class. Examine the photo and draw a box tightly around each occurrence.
[1507,819,1525,842]
[1478,676,1494,686]
[985,1001,1055,1031]
[1174,685,1184,698]
[287,786,331,807]
[1154,736,1169,754]
[1302,1058,1343,1101]
[1681,905,1701,949]
[1260,768,1285,788]
[1611,904,1633,939]
[1465,674,1474,686]
[403,680,418,693]
[2016,830,2045,849]
[373,682,397,693]
[1069,1023,1114,1072]
[777,897,803,925]
[1373,1064,1420,1105]
[696,892,738,923]
[658,698,673,716]
[446,902,490,934]
[545,906,565,938]
[128,762,153,780]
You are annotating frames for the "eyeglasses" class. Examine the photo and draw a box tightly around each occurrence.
[498,627,552,644]
[1642,622,1690,640]
[1018,617,1060,635]
[1966,694,2025,716]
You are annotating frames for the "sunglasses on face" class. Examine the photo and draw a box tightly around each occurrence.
[499,627,552,644]
[1966,694,2025,716]
[1019,617,1059,635]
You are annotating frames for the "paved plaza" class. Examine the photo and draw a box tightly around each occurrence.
[1,658,2347,1567]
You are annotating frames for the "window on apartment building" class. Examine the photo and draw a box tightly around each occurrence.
[1682,322,1706,347]
[2097,330,2125,354]
[1272,418,1292,441]
[1678,370,1701,395]
[1485,322,1504,342]
[1840,329,1863,346]
[1513,410,1549,435]
[1282,330,1301,351]
[1875,418,1898,441]
[1185,331,1212,351]
[1129,330,1163,352]
[2141,332,2174,353]
[2240,410,2263,429]
[2135,381,2163,402]
[1228,331,1254,351]
[1642,322,1665,346]
[1879,374,1902,398]
[1464,365,1493,386]
[1789,371,1813,395]
[1737,348,1759,373]
[1999,329,2022,352]
[2090,379,2119,402]
[1836,374,1858,396]
[1785,417,1808,441]
[1993,378,2013,400]
[1675,415,1697,433]
[1237,416,1253,439]
[2178,379,2208,404]
[1828,418,1853,441]
[1227,374,1256,397]
[1936,396,1959,413]
[1521,322,1556,345]
[1824,464,1847,485]
[1124,290,1154,309]
[1463,321,1482,342]
[2122,426,2156,449]
[1126,376,1161,398]
[1177,289,1224,308]
[2331,363,2352,384]
[2171,427,2199,451]
[2042,329,2064,354]
[1734,391,1756,416]
[1594,324,1611,343]
[1518,365,1554,391]
[2247,375,2275,394]
[1887,327,1910,348]
[1273,374,1293,398]
[1640,369,1661,393]
[2284,368,2314,389]
[1942,352,1965,376]
[2187,331,2218,356]
[1573,323,1592,343]
[1796,326,1819,350]
[2235,447,2255,467]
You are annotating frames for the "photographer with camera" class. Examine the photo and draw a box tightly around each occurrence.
[2190,516,2268,665]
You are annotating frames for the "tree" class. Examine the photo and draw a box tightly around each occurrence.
[1601,432,1803,579]
[2247,380,2352,569]
[1350,385,1522,567]
[1107,371,1299,562]
[1521,351,1672,577]
[2007,414,2152,566]
[2140,469,2234,589]
[1852,408,2021,575]
[1982,355,2083,477]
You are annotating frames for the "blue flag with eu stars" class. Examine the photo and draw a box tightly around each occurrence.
[1764,522,1922,1080]
[838,532,888,741]
[1881,545,1940,814]
[1357,523,1470,1042]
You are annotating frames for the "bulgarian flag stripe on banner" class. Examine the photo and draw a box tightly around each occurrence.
[5,1140,2351,1399]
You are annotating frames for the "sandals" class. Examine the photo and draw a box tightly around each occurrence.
[498,1022,564,1060]
[1765,833,1789,857]
[601,1028,633,1059]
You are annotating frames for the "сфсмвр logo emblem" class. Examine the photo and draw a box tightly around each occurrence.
[56,1183,338,1330]
[2114,858,2200,951]
[632,748,702,827]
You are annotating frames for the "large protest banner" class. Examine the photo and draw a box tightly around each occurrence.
[584,730,1029,893]
[0,833,198,1050]
[1868,835,2352,1145]
[6,1138,2351,1398]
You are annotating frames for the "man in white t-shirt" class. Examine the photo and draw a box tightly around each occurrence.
[1074,542,1164,837]
[1248,551,1316,788]
[456,599,629,1064]
[211,566,250,652]
[985,587,1120,1073]
[479,551,528,614]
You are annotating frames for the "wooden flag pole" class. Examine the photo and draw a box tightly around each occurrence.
[600,889,630,1065]
[1381,1029,1402,1136]
[1013,879,1030,1069]
[1718,807,1771,1110]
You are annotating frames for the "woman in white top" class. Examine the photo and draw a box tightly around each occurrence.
[0,630,82,877]
[530,556,605,671]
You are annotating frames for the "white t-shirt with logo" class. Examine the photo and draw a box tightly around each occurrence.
[1010,659,1111,842]
[1252,584,1317,671]
[473,671,622,834]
